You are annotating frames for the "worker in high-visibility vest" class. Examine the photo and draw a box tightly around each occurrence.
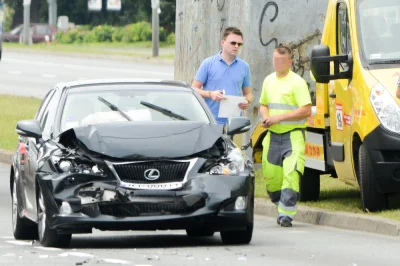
[259,45,312,227]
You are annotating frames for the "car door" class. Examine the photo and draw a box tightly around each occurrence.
[25,89,61,219]
[18,89,55,219]
[329,1,356,181]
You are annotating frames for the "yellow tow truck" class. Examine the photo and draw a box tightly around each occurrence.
[251,0,400,211]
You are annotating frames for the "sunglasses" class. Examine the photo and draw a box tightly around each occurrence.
[229,41,243,47]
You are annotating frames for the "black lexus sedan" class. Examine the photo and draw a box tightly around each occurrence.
[11,79,254,247]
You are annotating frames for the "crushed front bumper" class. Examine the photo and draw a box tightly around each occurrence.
[37,172,255,234]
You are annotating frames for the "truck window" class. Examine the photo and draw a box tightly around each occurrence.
[358,0,400,63]
[337,3,352,71]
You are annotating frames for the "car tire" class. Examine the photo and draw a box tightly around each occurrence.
[12,179,38,240]
[299,168,320,202]
[220,224,253,245]
[220,196,254,245]
[186,229,215,237]
[37,189,71,248]
[358,144,388,212]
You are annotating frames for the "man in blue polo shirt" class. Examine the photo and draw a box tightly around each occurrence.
[192,26,253,125]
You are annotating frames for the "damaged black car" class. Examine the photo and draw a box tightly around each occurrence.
[11,79,255,247]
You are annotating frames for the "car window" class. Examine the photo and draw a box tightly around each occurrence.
[337,3,352,71]
[10,25,23,35]
[40,90,60,138]
[59,85,211,133]
[35,25,49,35]
[35,89,55,121]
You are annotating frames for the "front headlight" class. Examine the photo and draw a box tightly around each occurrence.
[370,83,400,133]
[209,147,245,175]
[51,155,104,175]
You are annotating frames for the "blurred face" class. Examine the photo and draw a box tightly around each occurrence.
[273,50,292,73]
[221,33,243,57]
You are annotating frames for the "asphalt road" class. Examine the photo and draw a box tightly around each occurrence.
[0,162,399,266]
[0,51,175,99]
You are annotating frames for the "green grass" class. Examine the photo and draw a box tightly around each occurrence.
[0,95,41,151]
[255,168,400,221]
[3,42,175,60]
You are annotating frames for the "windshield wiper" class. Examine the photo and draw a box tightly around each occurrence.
[370,59,400,65]
[140,101,188,120]
[97,96,132,121]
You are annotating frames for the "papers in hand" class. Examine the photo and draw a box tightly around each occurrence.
[218,95,245,118]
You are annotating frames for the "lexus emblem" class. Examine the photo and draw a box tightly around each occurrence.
[144,169,160,181]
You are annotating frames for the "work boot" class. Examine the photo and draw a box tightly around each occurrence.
[278,217,292,227]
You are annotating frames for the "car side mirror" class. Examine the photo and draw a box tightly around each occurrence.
[16,120,42,140]
[226,117,251,136]
[310,44,352,83]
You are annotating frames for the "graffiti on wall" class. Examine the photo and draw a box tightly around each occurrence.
[258,1,321,79]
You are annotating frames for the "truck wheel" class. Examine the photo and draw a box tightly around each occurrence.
[299,168,320,202]
[358,144,388,212]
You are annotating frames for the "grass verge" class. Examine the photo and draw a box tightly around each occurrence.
[3,42,175,60]
[0,95,41,151]
[255,168,400,221]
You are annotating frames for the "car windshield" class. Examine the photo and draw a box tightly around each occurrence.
[358,0,400,63]
[10,25,23,35]
[59,84,210,132]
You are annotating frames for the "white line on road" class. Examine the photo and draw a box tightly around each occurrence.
[3,59,172,77]
[8,71,21,75]
[5,240,31,246]
[41,74,57,78]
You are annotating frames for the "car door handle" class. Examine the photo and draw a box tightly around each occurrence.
[329,93,336,99]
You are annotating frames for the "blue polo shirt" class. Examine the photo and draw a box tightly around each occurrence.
[194,51,251,125]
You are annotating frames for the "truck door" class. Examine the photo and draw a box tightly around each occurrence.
[328,1,357,181]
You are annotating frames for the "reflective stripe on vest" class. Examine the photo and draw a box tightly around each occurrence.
[268,103,307,125]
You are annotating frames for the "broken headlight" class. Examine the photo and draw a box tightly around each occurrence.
[51,155,104,175]
[208,147,245,175]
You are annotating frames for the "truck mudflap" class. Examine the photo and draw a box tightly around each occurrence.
[305,131,327,172]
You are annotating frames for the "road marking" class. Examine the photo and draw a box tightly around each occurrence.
[34,246,62,251]
[58,251,94,258]
[1,253,16,257]
[41,74,56,78]
[6,240,31,246]
[100,258,132,264]
[3,59,172,77]
[8,71,21,75]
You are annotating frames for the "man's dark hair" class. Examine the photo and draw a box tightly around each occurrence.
[222,27,243,40]
[275,44,292,59]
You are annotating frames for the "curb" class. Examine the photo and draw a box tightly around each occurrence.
[0,150,398,237]
[255,198,400,237]
[4,47,175,66]
[0,149,12,166]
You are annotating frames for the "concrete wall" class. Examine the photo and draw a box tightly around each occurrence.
[175,0,329,147]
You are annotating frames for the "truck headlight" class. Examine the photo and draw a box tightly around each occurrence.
[370,83,400,134]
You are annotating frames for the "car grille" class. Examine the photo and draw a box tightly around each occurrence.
[99,200,205,217]
[113,161,190,184]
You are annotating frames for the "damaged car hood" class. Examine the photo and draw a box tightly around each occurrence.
[58,121,224,159]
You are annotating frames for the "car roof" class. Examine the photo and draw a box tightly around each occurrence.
[55,78,193,92]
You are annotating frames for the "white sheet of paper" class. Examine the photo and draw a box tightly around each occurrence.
[218,95,245,118]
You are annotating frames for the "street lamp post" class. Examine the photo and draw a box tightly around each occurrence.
[23,0,31,45]
[151,0,159,57]
[47,0,57,27]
